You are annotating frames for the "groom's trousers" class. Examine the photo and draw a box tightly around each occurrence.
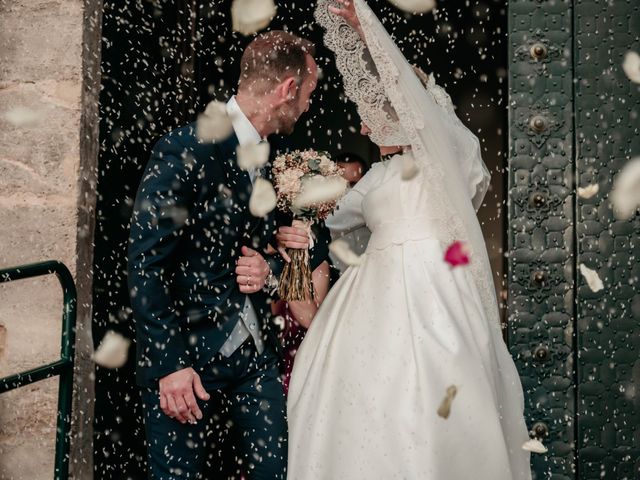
[141,340,287,479]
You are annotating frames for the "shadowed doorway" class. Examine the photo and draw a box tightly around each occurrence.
[93,1,507,477]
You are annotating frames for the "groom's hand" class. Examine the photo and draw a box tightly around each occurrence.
[159,367,210,424]
[236,246,270,293]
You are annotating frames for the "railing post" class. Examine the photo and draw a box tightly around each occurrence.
[0,261,77,480]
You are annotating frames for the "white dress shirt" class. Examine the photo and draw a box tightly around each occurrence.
[227,96,261,182]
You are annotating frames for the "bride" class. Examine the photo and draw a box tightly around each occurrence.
[285,0,532,479]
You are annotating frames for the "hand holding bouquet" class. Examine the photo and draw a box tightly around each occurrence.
[273,149,347,301]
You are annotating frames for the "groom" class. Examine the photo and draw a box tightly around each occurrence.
[127,31,318,479]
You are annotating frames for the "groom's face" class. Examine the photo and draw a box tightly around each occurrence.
[278,55,318,134]
[296,55,318,116]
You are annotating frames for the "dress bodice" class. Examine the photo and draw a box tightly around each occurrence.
[327,152,450,250]
[361,153,431,228]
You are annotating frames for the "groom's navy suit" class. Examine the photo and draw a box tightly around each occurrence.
[127,119,326,479]
[128,123,282,387]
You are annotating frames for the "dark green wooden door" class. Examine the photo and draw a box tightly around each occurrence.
[508,1,640,478]
[574,1,640,478]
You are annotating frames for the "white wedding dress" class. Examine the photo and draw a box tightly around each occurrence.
[287,153,532,479]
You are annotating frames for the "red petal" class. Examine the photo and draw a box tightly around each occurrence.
[444,241,471,267]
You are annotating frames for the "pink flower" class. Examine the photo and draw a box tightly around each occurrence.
[319,155,338,175]
[277,168,304,198]
[444,241,470,267]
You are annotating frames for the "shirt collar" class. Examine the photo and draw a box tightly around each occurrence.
[226,96,262,147]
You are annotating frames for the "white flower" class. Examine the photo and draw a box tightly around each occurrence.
[622,51,640,84]
[401,154,419,180]
[3,106,40,128]
[388,0,436,14]
[237,142,270,172]
[92,331,131,369]
[329,239,362,266]
[196,101,234,142]
[293,175,348,210]
[522,439,548,454]
[231,0,277,36]
[579,263,604,293]
[577,183,599,199]
[277,168,304,197]
[273,156,287,170]
[436,385,458,419]
[610,157,640,220]
[249,178,277,217]
[300,149,317,161]
[319,156,337,175]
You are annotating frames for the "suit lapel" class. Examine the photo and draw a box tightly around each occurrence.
[218,133,252,201]
[252,145,280,249]
[218,133,267,245]
[217,134,286,250]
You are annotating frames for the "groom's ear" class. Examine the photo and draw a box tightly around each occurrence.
[275,77,298,104]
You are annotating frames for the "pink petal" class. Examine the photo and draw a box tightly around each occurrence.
[444,241,471,267]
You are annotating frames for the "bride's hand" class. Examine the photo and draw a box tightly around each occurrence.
[276,220,311,262]
[329,0,363,37]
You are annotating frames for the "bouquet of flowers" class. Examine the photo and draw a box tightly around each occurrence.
[273,149,347,301]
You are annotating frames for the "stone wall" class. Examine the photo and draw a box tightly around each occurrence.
[0,0,101,478]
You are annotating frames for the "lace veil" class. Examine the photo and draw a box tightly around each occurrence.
[316,0,500,328]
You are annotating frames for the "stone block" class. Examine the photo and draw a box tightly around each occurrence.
[0,0,83,83]
[0,274,63,378]
[0,376,58,480]
[0,80,81,196]
[0,202,77,269]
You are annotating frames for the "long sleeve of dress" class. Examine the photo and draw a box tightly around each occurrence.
[463,132,491,211]
[325,162,384,238]
[325,188,366,238]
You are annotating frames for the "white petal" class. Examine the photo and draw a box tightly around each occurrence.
[249,178,277,217]
[196,101,234,142]
[237,143,270,171]
[231,0,277,36]
[579,263,604,293]
[3,106,40,128]
[622,51,640,84]
[272,315,286,331]
[401,154,419,180]
[436,385,458,419]
[522,439,548,454]
[292,175,348,210]
[160,205,189,226]
[329,239,362,266]
[387,0,436,14]
[610,157,640,220]
[92,331,131,369]
[577,183,599,199]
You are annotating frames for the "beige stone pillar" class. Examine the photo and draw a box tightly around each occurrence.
[0,0,102,478]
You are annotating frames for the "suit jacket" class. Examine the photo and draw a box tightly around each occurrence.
[127,123,328,387]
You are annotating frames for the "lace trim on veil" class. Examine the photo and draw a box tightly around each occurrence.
[315,1,410,146]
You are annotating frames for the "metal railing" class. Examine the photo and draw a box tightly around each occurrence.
[0,261,77,480]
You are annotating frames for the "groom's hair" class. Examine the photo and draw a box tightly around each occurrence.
[239,31,316,96]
